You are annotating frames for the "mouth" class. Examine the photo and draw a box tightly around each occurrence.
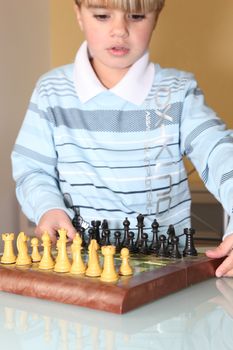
[107,46,130,57]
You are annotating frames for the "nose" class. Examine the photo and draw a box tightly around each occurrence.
[110,17,129,38]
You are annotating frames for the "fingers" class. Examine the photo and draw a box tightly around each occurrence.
[35,224,76,244]
[205,243,227,259]
[205,235,233,278]
[205,235,233,259]
[215,251,233,277]
[65,226,77,241]
[34,226,57,244]
[35,209,77,243]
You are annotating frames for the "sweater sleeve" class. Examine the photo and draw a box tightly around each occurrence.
[11,82,73,224]
[180,75,233,239]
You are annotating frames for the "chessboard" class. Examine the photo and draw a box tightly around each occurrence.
[0,215,224,314]
[0,252,223,314]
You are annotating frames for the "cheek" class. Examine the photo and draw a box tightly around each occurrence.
[140,27,154,45]
[132,30,152,47]
[83,27,105,47]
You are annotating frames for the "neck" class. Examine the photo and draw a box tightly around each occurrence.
[90,59,129,89]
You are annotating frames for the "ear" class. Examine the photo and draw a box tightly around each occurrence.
[74,4,84,31]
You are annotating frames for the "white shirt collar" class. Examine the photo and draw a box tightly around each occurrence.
[73,41,155,106]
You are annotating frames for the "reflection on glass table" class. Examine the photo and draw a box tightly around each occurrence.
[0,278,233,350]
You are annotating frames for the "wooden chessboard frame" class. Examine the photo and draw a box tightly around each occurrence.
[0,254,224,314]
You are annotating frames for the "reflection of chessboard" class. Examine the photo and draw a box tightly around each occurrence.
[0,253,224,314]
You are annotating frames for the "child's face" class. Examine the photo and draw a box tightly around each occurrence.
[75,4,158,79]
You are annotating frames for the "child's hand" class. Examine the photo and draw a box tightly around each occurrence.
[35,209,77,243]
[206,234,233,277]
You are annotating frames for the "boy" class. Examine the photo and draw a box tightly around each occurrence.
[11,0,233,277]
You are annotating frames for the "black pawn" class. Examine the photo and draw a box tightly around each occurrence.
[114,231,122,253]
[157,235,168,258]
[127,231,136,253]
[170,236,181,259]
[104,229,111,246]
[149,219,160,254]
[183,228,198,257]
[139,233,150,255]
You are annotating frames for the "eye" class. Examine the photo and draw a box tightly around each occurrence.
[128,14,146,21]
[93,14,110,21]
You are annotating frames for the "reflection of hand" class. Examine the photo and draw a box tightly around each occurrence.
[210,278,233,318]
[205,234,233,277]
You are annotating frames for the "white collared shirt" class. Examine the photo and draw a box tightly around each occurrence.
[73,41,155,106]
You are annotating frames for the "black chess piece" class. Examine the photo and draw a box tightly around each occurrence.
[72,213,80,232]
[101,219,109,230]
[139,233,150,255]
[170,236,182,259]
[127,231,136,253]
[87,227,94,246]
[101,229,112,246]
[79,227,88,250]
[91,220,101,244]
[64,193,89,231]
[135,214,144,251]
[72,213,87,249]
[166,224,176,255]
[157,235,169,258]
[114,231,122,253]
[149,219,160,254]
[183,228,198,257]
[104,229,111,246]
[100,229,106,246]
[100,220,109,246]
[122,217,130,247]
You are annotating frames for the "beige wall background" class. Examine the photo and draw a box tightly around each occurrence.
[0,0,233,236]
[0,1,50,239]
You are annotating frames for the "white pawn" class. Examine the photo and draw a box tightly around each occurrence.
[100,245,118,283]
[119,248,133,276]
[31,237,41,262]
[39,231,54,270]
[1,233,16,264]
[70,234,86,274]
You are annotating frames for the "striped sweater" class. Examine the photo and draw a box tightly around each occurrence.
[11,43,233,242]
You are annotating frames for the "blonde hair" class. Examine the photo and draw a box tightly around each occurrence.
[74,0,165,13]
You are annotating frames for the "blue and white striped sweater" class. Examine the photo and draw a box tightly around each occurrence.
[12,63,233,242]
